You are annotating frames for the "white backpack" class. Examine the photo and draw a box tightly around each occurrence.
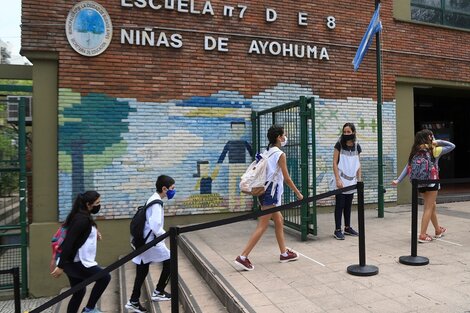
[240,148,282,196]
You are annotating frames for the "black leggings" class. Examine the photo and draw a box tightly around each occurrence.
[130,259,171,302]
[63,262,111,313]
[334,193,354,230]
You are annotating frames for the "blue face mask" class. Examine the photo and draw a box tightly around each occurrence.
[166,189,176,200]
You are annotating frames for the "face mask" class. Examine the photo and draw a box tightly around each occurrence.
[342,134,355,142]
[281,136,288,147]
[166,189,176,200]
[90,204,101,214]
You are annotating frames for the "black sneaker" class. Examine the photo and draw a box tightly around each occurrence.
[151,290,171,301]
[344,227,359,236]
[334,230,345,240]
[125,301,147,313]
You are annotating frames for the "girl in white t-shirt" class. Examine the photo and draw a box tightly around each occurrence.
[51,191,110,313]
[235,125,303,271]
[332,123,362,240]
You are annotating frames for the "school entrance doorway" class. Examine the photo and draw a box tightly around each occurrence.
[414,86,470,200]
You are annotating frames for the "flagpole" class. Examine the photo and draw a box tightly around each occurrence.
[375,0,384,218]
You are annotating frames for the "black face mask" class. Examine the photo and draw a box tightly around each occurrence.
[342,134,355,142]
[90,205,101,214]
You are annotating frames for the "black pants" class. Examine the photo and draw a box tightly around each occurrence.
[335,193,354,230]
[130,259,171,302]
[62,262,111,313]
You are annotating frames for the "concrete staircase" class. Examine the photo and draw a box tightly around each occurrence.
[0,196,20,227]
[119,240,230,313]
[52,270,120,313]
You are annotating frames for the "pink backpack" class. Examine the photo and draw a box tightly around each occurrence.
[50,225,67,272]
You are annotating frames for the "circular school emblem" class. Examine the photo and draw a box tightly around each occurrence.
[65,1,113,57]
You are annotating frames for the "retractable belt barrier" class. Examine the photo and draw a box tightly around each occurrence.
[400,177,470,266]
[32,183,368,313]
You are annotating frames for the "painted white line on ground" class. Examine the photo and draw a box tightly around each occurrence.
[297,252,325,267]
[435,238,463,246]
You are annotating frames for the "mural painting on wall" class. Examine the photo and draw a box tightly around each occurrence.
[58,84,397,220]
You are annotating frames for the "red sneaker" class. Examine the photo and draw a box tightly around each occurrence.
[234,256,254,271]
[280,248,299,263]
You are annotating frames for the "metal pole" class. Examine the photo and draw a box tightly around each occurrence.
[347,182,379,276]
[358,182,366,266]
[18,98,28,296]
[410,179,418,257]
[399,180,429,266]
[169,227,179,313]
[375,0,384,218]
[299,96,309,241]
[13,267,21,313]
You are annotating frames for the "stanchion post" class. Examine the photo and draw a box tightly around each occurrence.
[347,182,379,276]
[399,179,429,266]
[169,227,179,313]
[13,267,20,313]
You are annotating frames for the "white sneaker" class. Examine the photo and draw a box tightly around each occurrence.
[125,301,147,313]
[151,290,171,301]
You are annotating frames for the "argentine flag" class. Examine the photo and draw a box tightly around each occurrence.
[352,4,383,71]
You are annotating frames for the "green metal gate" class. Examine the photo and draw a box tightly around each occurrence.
[0,87,30,297]
[252,96,316,241]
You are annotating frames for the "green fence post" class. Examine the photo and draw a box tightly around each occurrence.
[299,97,309,241]
[18,97,28,297]
[310,97,317,236]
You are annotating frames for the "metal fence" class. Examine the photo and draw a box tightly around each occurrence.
[252,96,316,240]
[0,94,29,297]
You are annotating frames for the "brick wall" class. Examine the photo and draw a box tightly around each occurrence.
[21,1,470,219]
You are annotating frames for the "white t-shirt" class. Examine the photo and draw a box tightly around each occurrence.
[74,226,98,268]
[264,147,284,206]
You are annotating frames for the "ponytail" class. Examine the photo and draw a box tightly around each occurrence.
[64,191,100,227]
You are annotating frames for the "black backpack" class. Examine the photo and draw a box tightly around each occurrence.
[130,199,163,250]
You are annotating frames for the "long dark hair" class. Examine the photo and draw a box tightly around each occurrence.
[339,122,356,147]
[408,129,433,164]
[64,191,100,227]
[266,125,284,150]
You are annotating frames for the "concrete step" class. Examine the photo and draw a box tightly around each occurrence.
[0,196,18,211]
[145,244,228,313]
[178,234,252,313]
[54,269,120,313]
[0,201,20,227]
[119,258,152,313]
[176,245,228,313]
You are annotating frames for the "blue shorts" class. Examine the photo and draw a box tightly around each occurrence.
[258,183,279,206]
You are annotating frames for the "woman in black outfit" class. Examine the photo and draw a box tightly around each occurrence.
[51,191,111,313]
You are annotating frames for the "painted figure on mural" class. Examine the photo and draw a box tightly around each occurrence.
[217,121,253,209]
[193,160,220,194]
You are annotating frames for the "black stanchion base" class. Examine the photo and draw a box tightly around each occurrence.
[347,264,379,276]
[399,255,429,266]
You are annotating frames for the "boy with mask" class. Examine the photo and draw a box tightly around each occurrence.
[125,175,176,313]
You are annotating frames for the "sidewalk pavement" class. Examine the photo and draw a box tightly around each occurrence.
[0,296,53,313]
[3,201,470,313]
[184,201,470,313]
